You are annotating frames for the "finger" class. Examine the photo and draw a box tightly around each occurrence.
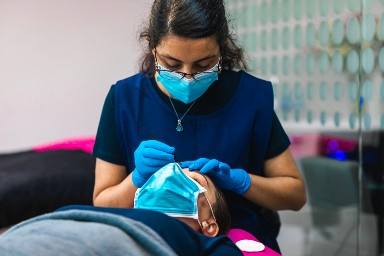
[199,159,220,174]
[219,162,231,173]
[180,161,193,168]
[144,140,175,154]
[189,158,210,170]
[142,147,175,161]
[141,157,173,168]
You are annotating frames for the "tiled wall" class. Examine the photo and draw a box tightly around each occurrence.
[226,0,384,132]
[226,1,384,255]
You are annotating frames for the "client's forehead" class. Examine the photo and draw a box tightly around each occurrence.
[181,168,216,193]
[182,168,210,182]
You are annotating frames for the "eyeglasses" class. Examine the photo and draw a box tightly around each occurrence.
[154,50,222,81]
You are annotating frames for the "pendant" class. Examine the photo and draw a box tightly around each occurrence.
[176,119,183,132]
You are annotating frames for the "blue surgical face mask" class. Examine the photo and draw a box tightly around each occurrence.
[156,64,219,104]
[134,163,213,222]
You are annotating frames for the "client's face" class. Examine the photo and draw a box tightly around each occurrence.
[176,168,217,234]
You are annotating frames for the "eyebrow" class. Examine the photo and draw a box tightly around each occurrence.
[159,53,218,63]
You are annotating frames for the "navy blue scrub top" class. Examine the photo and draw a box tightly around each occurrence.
[93,70,290,166]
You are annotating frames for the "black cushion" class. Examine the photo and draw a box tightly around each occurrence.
[0,150,95,228]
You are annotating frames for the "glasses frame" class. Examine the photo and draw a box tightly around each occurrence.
[154,49,222,81]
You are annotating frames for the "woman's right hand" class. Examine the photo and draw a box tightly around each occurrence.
[131,140,175,188]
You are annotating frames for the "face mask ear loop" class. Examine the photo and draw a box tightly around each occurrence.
[203,192,217,222]
[197,218,202,230]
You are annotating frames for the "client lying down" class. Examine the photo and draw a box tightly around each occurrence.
[0,163,242,256]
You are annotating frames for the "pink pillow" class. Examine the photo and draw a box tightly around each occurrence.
[228,229,281,256]
[33,136,96,154]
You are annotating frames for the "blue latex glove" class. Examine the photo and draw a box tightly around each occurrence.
[181,158,251,195]
[132,140,175,188]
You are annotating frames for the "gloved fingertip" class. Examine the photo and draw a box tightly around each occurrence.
[205,159,218,168]
[188,164,197,170]
[166,154,176,161]
[219,162,230,170]
[179,161,191,168]
[163,146,175,154]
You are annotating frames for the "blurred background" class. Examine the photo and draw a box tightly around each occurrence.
[1,0,383,255]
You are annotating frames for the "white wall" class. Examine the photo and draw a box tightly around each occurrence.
[0,0,152,152]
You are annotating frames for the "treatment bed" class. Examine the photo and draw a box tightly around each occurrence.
[0,137,281,255]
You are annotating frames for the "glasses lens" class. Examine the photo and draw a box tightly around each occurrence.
[193,71,215,81]
[157,67,184,80]
[193,64,220,81]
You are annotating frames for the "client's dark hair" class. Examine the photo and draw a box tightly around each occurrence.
[213,187,231,236]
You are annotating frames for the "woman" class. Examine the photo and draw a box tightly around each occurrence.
[93,0,306,253]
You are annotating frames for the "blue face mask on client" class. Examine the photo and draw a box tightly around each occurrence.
[134,163,215,226]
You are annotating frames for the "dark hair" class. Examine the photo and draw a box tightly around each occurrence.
[139,0,247,76]
[212,187,231,236]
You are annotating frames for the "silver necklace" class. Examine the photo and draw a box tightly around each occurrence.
[168,97,196,132]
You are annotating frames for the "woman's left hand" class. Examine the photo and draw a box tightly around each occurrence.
[181,158,251,195]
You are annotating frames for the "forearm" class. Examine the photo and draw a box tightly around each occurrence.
[242,174,306,211]
[93,173,137,208]
[242,148,307,211]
